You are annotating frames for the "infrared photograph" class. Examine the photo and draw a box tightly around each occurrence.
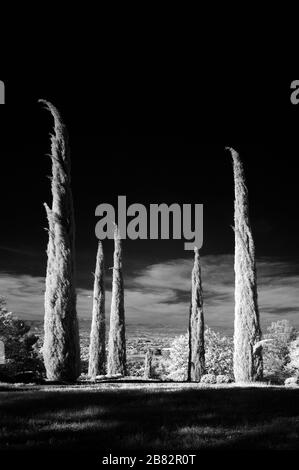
[0,73,299,466]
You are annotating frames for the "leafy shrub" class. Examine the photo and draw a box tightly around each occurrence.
[285,376,299,387]
[263,320,297,384]
[216,374,231,384]
[160,334,189,381]
[287,336,299,376]
[160,327,234,381]
[0,298,44,380]
[127,358,144,377]
[158,322,299,384]
[201,374,217,384]
[205,327,233,379]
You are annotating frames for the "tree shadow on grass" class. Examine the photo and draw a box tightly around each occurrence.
[0,387,299,450]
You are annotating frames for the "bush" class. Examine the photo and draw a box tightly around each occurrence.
[285,377,299,387]
[0,298,44,381]
[161,334,189,381]
[216,374,231,384]
[287,336,299,376]
[201,374,217,384]
[127,358,145,377]
[205,327,233,379]
[263,320,297,384]
[160,327,234,382]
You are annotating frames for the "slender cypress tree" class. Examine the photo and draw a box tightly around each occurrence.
[227,147,263,382]
[107,225,127,376]
[88,241,106,378]
[188,247,205,382]
[40,99,80,382]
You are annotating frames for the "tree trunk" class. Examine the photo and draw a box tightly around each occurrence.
[88,241,106,378]
[188,248,205,382]
[107,225,127,375]
[227,147,263,383]
[144,349,154,379]
[40,100,80,382]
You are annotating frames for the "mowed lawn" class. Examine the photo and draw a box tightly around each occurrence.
[0,383,299,451]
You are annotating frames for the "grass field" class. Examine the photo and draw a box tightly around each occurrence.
[0,382,299,452]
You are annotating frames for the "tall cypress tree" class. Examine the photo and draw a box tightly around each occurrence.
[188,247,205,382]
[107,225,127,376]
[88,241,106,378]
[227,147,263,382]
[40,100,80,382]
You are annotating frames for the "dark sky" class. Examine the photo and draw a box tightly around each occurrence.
[0,75,298,334]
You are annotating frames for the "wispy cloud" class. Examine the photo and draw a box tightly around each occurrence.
[0,273,45,320]
[0,255,299,334]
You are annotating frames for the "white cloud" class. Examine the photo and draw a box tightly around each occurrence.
[1,255,299,334]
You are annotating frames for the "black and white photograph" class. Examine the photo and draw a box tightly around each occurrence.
[0,73,299,465]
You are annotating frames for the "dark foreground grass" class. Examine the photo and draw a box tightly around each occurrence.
[0,383,299,451]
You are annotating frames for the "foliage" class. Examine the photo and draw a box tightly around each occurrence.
[152,356,169,379]
[107,226,126,376]
[263,320,297,384]
[160,327,234,382]
[162,334,189,381]
[216,374,231,384]
[0,298,44,379]
[189,248,205,381]
[42,100,80,382]
[204,327,233,378]
[200,374,217,384]
[157,322,298,384]
[285,376,299,387]
[89,241,106,378]
[287,336,299,375]
[127,359,144,377]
